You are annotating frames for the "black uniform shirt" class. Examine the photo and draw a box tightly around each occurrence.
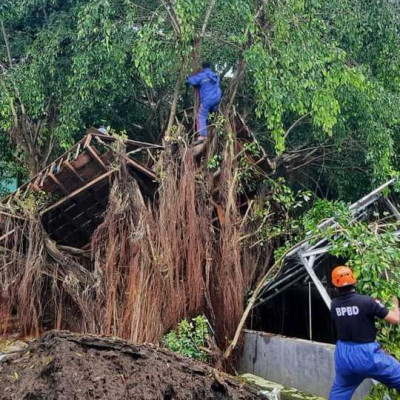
[331,292,389,343]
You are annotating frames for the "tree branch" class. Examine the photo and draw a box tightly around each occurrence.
[201,0,216,37]
[161,0,181,39]
[165,57,188,137]
[284,111,311,140]
[43,135,56,168]
[1,20,13,68]
[223,58,247,111]
[1,21,26,116]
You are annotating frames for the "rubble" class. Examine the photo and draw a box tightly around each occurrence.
[0,331,263,400]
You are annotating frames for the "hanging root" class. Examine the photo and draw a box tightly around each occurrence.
[0,208,95,336]
[0,126,274,360]
[91,141,212,342]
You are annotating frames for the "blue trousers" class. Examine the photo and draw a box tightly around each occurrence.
[197,100,220,137]
[330,341,400,399]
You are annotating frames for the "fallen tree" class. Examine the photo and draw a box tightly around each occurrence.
[0,119,280,362]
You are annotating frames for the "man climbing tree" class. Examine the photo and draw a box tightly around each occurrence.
[329,266,400,399]
[186,62,222,144]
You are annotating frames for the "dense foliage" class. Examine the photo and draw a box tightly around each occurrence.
[0,0,399,193]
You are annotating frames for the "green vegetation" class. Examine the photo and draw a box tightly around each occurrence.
[0,0,400,195]
[163,316,210,362]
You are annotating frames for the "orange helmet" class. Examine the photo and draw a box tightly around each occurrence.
[331,266,356,288]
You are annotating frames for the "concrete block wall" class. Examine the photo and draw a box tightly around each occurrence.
[239,330,373,399]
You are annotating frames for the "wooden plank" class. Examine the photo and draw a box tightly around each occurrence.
[39,167,50,187]
[81,220,93,229]
[87,127,109,137]
[41,170,115,215]
[1,134,102,205]
[81,202,104,221]
[32,173,43,190]
[44,201,77,226]
[46,183,107,226]
[89,128,163,149]
[74,143,81,160]
[1,129,161,206]
[93,135,109,146]
[125,139,163,150]
[54,224,80,240]
[70,152,91,169]
[40,137,84,175]
[125,156,156,179]
[64,161,86,183]
[57,157,64,169]
[83,133,92,149]
[49,171,69,195]
[86,144,108,171]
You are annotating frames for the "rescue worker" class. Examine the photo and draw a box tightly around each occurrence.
[186,62,222,143]
[330,265,400,399]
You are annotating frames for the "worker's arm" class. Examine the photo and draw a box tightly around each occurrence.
[186,72,203,86]
[384,297,400,325]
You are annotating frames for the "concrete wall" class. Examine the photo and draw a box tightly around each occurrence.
[239,330,372,399]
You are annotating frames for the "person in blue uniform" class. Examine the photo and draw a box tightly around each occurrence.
[186,62,222,143]
[330,266,400,399]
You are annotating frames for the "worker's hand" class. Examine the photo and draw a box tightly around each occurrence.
[385,297,400,325]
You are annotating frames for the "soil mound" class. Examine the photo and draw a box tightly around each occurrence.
[0,331,263,400]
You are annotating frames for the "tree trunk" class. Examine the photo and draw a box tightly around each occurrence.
[25,152,39,178]
[11,117,53,178]
[165,57,188,137]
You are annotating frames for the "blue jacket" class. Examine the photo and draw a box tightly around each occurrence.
[187,68,222,105]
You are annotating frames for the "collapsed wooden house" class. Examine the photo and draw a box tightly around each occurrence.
[0,117,278,350]
[0,113,271,247]
[0,129,162,248]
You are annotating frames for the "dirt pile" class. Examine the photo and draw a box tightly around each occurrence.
[0,331,263,400]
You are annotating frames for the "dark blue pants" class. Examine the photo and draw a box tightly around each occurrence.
[330,341,400,399]
[197,100,220,137]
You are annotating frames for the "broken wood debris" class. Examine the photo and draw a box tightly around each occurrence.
[1,128,162,248]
